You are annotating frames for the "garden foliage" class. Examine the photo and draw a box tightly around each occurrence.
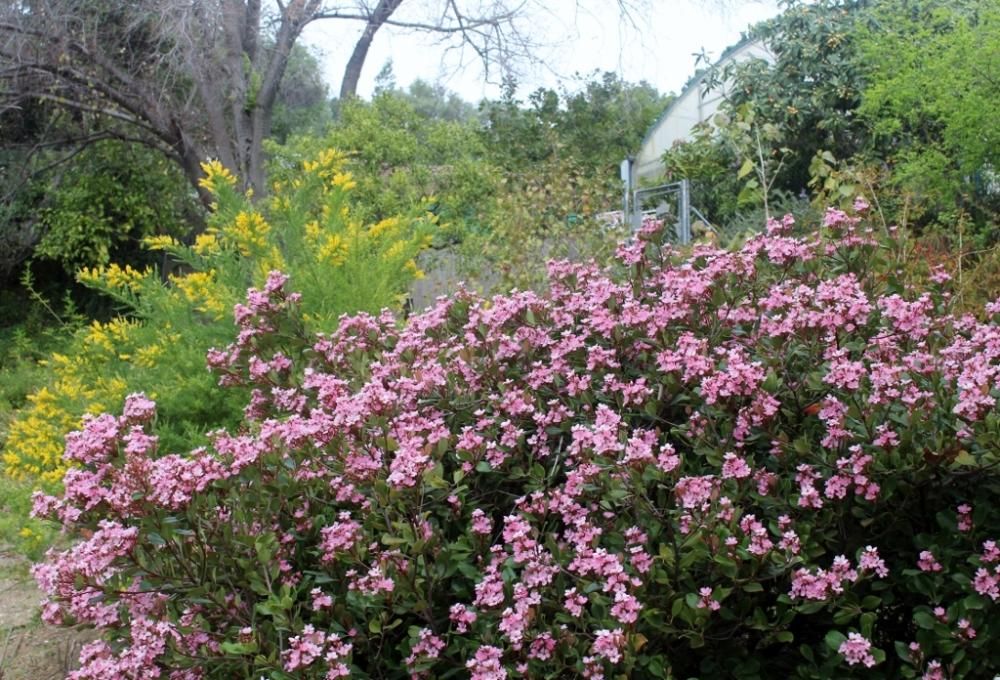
[3,151,433,484]
[32,203,1000,678]
[857,0,1000,233]
[665,0,999,246]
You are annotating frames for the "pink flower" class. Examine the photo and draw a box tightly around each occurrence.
[319,513,363,561]
[528,633,556,661]
[973,567,1000,601]
[564,587,588,617]
[610,589,642,624]
[64,413,120,465]
[121,392,157,423]
[838,632,876,667]
[675,475,715,509]
[789,555,858,601]
[471,509,493,535]
[858,546,888,578]
[917,550,943,573]
[696,586,721,611]
[982,540,1000,564]
[957,504,973,532]
[405,628,445,671]
[310,588,333,610]
[956,618,976,639]
[283,625,326,671]
[449,603,477,633]
[656,443,681,473]
[923,660,945,680]
[591,628,626,664]
[721,452,752,479]
[466,645,506,680]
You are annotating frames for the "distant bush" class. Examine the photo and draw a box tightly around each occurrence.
[459,156,628,293]
[2,150,433,483]
[33,202,1000,678]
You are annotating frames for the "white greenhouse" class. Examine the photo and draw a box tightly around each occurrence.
[630,38,775,186]
[617,38,774,241]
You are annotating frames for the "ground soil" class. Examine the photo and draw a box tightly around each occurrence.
[0,549,95,680]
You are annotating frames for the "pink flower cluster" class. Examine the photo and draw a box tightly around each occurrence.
[282,625,352,678]
[839,632,876,667]
[789,552,887,601]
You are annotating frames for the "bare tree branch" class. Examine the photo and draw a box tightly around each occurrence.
[0,0,649,207]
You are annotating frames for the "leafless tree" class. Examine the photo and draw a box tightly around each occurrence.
[0,0,653,202]
[0,0,541,200]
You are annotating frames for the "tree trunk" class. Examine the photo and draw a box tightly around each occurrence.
[339,0,405,100]
[171,126,214,210]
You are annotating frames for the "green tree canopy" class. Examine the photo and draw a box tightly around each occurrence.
[857,0,1000,227]
[480,72,672,173]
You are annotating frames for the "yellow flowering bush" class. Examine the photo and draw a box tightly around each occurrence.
[2,149,434,482]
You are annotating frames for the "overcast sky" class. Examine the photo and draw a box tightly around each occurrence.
[302,0,781,103]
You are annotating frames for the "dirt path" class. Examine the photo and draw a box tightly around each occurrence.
[0,551,94,680]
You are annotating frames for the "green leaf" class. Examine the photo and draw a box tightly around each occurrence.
[824,630,847,651]
[860,596,881,610]
[913,611,936,630]
[221,640,258,655]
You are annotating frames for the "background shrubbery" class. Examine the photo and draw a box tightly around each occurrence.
[2,150,433,487]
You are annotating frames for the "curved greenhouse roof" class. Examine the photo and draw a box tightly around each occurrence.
[631,39,774,185]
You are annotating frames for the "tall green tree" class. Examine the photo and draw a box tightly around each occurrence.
[858,0,1000,228]
[480,72,672,173]
[715,0,870,195]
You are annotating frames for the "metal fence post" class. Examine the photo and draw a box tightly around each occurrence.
[679,179,691,245]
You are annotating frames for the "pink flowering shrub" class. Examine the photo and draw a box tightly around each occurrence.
[33,207,1000,678]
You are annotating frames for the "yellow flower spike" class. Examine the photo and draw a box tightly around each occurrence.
[370,217,401,239]
[405,259,426,280]
[143,235,180,251]
[383,240,406,261]
[318,234,349,266]
[222,210,270,256]
[198,159,237,193]
[135,344,164,368]
[305,220,322,242]
[332,172,356,191]
[84,321,113,353]
[169,270,227,320]
[111,264,150,290]
[77,266,102,285]
[192,233,220,256]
